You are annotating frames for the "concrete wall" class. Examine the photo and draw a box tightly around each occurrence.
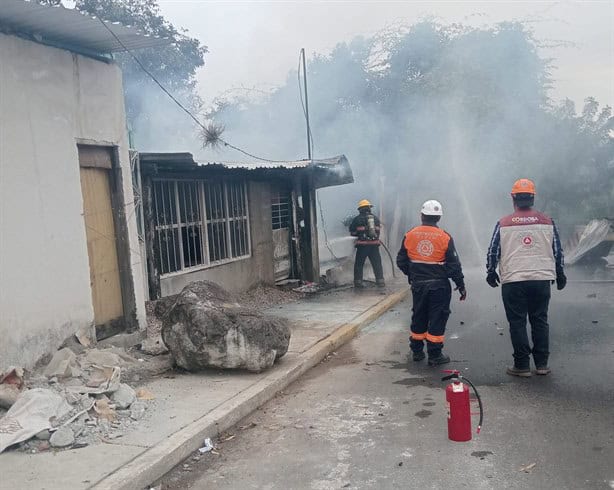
[0,34,146,370]
[160,181,275,295]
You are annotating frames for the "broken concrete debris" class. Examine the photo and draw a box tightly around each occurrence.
[0,345,156,454]
[162,281,291,372]
[43,348,81,379]
[111,383,136,410]
[130,401,147,421]
[0,388,72,453]
[50,427,75,448]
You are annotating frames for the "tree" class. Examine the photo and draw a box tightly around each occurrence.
[208,20,612,258]
[75,0,207,149]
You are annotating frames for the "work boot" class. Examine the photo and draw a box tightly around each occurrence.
[506,366,532,377]
[354,281,364,289]
[376,280,386,288]
[427,354,450,366]
[535,366,551,375]
[412,351,425,362]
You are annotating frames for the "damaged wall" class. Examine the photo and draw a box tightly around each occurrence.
[159,181,275,296]
[0,33,146,370]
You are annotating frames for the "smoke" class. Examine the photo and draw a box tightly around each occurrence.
[126,19,613,268]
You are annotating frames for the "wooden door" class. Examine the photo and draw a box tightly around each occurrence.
[79,147,124,325]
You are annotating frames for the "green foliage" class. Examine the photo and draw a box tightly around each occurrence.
[211,20,613,232]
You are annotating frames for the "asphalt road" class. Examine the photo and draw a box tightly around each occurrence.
[158,271,614,490]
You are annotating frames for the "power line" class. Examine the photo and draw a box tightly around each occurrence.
[97,18,287,163]
[297,49,338,262]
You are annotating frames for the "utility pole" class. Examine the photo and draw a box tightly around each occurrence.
[301,48,312,160]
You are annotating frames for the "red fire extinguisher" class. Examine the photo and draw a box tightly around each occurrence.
[441,370,484,442]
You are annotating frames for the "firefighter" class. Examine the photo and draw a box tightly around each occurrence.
[486,179,565,377]
[349,199,385,288]
[396,200,466,365]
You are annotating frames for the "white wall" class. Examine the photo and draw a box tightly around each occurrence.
[0,34,146,370]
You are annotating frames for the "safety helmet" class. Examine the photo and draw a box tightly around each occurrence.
[421,200,443,216]
[511,178,536,196]
[357,199,372,210]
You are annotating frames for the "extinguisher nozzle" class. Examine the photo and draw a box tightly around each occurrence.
[476,426,482,434]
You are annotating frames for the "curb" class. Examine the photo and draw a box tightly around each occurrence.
[92,288,408,490]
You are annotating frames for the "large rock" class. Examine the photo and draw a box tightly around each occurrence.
[161,281,291,373]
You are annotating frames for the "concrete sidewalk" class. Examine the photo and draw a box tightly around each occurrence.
[0,284,408,490]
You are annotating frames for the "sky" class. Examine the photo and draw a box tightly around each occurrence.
[156,0,614,110]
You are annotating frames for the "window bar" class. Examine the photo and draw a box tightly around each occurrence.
[244,182,251,256]
[178,182,187,267]
[236,182,243,256]
[212,183,220,262]
[224,182,233,259]
[189,183,197,266]
[231,182,238,256]
[153,182,165,274]
[174,181,185,271]
[159,181,171,274]
[238,182,248,255]
[200,182,210,266]
[186,182,194,267]
[218,183,225,260]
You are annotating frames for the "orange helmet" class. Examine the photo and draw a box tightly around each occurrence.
[511,178,536,196]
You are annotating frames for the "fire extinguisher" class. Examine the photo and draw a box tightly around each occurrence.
[441,370,484,442]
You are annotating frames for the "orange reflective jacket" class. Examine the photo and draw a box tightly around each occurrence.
[396,225,464,287]
[403,226,450,265]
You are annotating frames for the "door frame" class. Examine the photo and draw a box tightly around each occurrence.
[77,141,139,339]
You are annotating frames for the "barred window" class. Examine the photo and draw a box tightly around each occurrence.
[271,189,291,230]
[153,180,250,275]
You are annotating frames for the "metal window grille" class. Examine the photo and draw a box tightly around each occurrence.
[271,189,291,230]
[153,180,250,275]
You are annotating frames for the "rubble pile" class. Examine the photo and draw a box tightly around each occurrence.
[0,346,156,454]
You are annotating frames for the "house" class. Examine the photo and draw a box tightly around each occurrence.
[137,152,353,298]
[0,1,167,370]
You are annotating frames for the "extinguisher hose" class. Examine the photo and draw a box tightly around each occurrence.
[461,376,483,434]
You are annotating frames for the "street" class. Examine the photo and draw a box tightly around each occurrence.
[158,271,614,489]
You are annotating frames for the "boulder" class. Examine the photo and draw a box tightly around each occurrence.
[161,281,291,373]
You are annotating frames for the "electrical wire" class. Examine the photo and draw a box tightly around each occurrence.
[98,18,287,164]
[298,50,338,262]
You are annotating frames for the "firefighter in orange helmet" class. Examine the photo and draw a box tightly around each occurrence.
[349,199,385,288]
[396,200,466,365]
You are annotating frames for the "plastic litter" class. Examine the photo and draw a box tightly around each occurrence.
[198,438,214,454]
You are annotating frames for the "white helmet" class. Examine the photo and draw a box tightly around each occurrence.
[421,199,443,216]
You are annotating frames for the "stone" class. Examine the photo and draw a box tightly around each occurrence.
[130,401,147,420]
[161,281,291,373]
[43,348,79,378]
[0,384,20,409]
[110,383,136,410]
[35,429,51,441]
[50,427,74,448]
[140,335,169,356]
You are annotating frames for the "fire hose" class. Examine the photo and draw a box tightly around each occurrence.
[380,242,397,278]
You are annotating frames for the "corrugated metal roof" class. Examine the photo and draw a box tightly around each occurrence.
[196,159,311,170]
[0,0,169,54]
[138,153,354,189]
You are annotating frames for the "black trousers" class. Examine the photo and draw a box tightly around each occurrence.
[354,245,384,283]
[409,282,452,356]
[502,280,551,369]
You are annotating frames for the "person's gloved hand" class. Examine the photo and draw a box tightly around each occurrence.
[455,286,467,301]
[556,273,567,290]
[486,271,500,288]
